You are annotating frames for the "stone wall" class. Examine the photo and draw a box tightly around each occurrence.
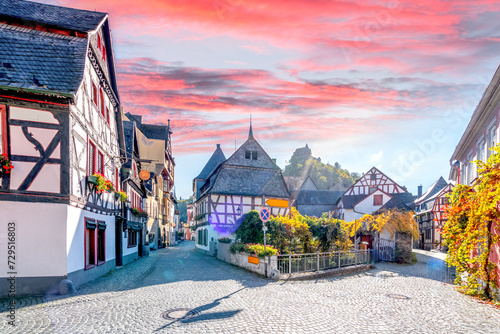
[217,243,278,278]
[395,232,412,264]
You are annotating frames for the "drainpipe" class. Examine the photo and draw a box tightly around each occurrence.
[450,160,461,185]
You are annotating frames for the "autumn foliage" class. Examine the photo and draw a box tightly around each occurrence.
[443,145,500,299]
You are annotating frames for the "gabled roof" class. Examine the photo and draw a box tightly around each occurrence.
[126,112,171,148]
[195,144,226,180]
[207,166,290,198]
[339,194,366,209]
[415,177,448,205]
[296,190,343,205]
[223,135,279,170]
[0,0,107,33]
[378,195,413,212]
[0,23,87,95]
[299,176,318,191]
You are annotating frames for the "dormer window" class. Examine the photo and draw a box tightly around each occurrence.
[245,150,258,160]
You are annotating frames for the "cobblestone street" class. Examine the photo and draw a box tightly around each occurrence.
[1,241,500,334]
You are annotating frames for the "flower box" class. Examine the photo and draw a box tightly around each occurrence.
[88,175,98,184]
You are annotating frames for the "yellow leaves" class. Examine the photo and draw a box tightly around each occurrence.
[348,210,419,240]
[443,143,500,299]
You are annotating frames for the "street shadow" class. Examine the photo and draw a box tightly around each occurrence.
[154,287,246,332]
[362,251,456,284]
[0,241,271,312]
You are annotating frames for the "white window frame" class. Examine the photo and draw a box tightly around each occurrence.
[487,120,498,158]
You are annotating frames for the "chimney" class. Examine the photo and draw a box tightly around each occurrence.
[272,158,277,164]
[216,144,221,149]
[168,119,170,127]
[417,185,423,197]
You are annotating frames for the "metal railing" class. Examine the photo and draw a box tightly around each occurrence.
[277,250,374,274]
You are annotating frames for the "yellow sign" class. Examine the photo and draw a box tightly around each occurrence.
[266,198,289,208]
[248,256,260,265]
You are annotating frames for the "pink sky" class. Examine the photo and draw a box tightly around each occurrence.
[42,0,500,197]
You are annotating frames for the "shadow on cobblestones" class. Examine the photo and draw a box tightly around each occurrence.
[368,251,456,284]
[0,241,269,312]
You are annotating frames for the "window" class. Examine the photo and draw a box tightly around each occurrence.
[477,139,485,163]
[373,194,383,206]
[97,151,104,174]
[0,105,7,155]
[370,174,376,181]
[91,82,98,107]
[97,223,106,265]
[106,106,110,124]
[115,167,120,191]
[487,123,497,158]
[85,219,96,270]
[100,88,105,118]
[245,150,258,160]
[88,141,96,175]
[467,152,474,185]
[128,230,137,247]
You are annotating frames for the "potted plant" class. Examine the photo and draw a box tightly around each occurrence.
[0,153,13,177]
[89,172,114,193]
[115,190,128,202]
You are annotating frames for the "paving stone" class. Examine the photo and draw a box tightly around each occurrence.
[0,242,499,333]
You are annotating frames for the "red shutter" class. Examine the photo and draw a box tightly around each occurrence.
[103,44,106,61]
[98,33,101,50]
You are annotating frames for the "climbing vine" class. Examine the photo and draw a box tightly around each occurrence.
[345,210,419,240]
[443,145,500,299]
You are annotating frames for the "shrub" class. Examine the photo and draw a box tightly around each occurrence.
[218,237,232,244]
[246,244,279,257]
[229,242,248,254]
[235,211,264,244]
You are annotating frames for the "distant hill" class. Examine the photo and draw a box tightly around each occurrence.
[283,145,360,191]
[177,196,193,224]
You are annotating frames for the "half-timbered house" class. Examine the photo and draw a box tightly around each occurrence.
[0,0,126,295]
[335,167,414,250]
[124,113,175,248]
[414,177,453,250]
[193,125,291,255]
[121,119,147,263]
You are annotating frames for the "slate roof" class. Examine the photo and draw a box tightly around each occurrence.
[0,0,107,33]
[195,144,226,180]
[126,113,171,150]
[224,136,279,170]
[339,194,366,209]
[207,166,290,198]
[122,121,135,168]
[415,177,448,205]
[296,190,343,205]
[0,23,87,95]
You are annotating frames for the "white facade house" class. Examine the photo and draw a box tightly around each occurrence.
[0,0,128,295]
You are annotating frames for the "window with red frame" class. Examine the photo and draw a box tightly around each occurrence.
[115,167,119,191]
[85,219,96,270]
[97,224,105,265]
[88,141,96,175]
[373,194,383,206]
[99,88,105,117]
[97,151,104,174]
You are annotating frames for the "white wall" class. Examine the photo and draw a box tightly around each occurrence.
[0,201,67,277]
[66,206,116,274]
[354,190,392,217]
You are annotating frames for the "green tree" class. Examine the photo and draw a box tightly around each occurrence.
[235,211,264,244]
